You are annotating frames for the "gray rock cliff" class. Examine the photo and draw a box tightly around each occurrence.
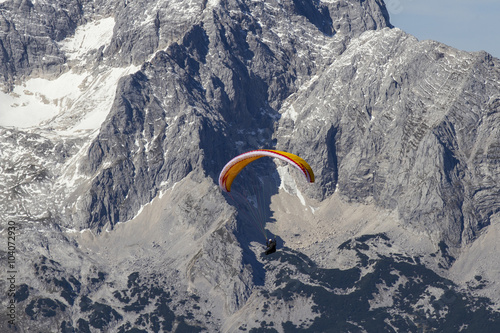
[1,0,500,332]
[277,29,500,251]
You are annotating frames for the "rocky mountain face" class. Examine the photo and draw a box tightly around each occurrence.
[1,0,500,332]
[279,28,500,250]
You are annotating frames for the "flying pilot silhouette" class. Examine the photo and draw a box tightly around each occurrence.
[265,238,277,255]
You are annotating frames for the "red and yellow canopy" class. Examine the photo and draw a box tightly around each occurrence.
[218,149,315,192]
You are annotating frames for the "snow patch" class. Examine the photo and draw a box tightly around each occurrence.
[60,17,115,63]
[0,71,86,128]
[66,66,140,133]
[295,186,306,206]
[282,105,298,122]
[206,0,220,8]
[277,165,307,206]
[0,65,139,132]
[277,165,297,194]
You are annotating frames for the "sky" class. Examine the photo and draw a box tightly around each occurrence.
[386,0,500,59]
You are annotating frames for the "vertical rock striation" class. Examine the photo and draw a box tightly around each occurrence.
[2,0,500,332]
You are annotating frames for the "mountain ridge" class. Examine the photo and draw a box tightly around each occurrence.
[1,0,500,332]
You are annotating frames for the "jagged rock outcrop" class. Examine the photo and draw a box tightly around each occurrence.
[0,0,90,85]
[77,0,392,232]
[2,0,500,332]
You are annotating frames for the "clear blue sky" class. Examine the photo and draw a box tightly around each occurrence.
[387,0,500,59]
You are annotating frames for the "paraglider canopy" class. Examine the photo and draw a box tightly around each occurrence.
[218,149,315,192]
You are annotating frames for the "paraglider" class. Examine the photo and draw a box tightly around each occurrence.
[218,149,314,193]
[218,149,315,255]
[265,238,277,255]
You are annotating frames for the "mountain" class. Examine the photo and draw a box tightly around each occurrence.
[1,0,500,332]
